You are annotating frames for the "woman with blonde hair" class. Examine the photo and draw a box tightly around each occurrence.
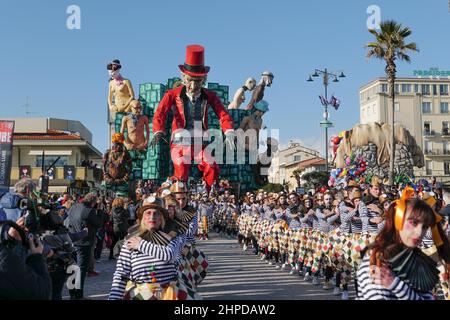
[109,195,199,300]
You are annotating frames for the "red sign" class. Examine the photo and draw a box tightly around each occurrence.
[0,121,14,144]
[0,121,15,191]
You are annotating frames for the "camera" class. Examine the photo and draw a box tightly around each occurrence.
[22,198,64,235]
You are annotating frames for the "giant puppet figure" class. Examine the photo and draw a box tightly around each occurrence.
[150,45,235,191]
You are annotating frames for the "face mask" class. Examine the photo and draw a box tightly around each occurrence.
[109,70,120,79]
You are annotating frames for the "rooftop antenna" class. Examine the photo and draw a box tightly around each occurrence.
[21,96,34,116]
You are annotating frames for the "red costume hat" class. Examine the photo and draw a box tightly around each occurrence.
[178,44,210,77]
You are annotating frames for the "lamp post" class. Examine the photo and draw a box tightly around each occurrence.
[307,68,345,172]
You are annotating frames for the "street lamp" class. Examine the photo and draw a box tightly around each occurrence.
[307,68,346,172]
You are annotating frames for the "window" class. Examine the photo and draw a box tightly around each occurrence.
[433,84,437,95]
[414,84,419,93]
[424,141,432,153]
[445,162,450,175]
[401,84,411,93]
[443,122,449,136]
[380,83,388,93]
[421,84,430,95]
[441,102,449,114]
[422,102,432,113]
[36,155,68,168]
[426,160,432,175]
[394,102,400,112]
[443,141,450,154]
[394,84,400,94]
[293,155,301,162]
[440,84,449,95]
[424,122,432,135]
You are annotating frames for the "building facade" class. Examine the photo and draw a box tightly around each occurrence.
[268,142,320,189]
[4,118,103,193]
[360,77,450,182]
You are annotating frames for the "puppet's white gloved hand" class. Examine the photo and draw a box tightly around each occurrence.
[225,130,236,151]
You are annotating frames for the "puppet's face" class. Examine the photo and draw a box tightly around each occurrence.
[131,102,142,115]
[184,74,205,96]
[109,70,120,79]
[245,78,256,90]
[263,75,273,87]
[112,142,124,153]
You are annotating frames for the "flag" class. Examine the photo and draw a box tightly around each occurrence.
[330,95,340,110]
[319,95,328,106]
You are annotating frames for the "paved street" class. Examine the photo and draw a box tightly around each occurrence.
[63,232,355,300]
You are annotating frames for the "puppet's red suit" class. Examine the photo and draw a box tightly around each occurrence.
[152,85,234,189]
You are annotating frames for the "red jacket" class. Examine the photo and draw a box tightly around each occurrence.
[153,85,234,136]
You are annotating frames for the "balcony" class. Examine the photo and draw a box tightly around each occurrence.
[423,130,436,137]
[10,166,102,183]
[423,149,450,157]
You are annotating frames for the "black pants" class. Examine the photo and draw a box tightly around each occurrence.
[69,245,91,299]
[50,268,67,300]
[94,230,105,260]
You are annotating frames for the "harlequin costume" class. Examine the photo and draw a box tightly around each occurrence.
[108,196,200,300]
[152,45,234,191]
[170,181,209,288]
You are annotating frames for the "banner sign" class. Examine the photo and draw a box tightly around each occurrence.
[0,121,15,192]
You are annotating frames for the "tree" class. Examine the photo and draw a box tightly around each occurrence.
[301,171,329,189]
[365,20,418,186]
[262,183,284,193]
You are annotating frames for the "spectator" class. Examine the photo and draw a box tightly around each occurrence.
[0,178,36,221]
[0,219,52,300]
[110,197,130,259]
[64,193,102,299]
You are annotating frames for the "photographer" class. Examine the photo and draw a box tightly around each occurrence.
[0,216,52,299]
[0,178,35,221]
[64,193,102,299]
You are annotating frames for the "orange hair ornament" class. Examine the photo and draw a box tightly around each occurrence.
[112,133,125,144]
[432,214,444,247]
[394,186,415,232]
[394,186,444,247]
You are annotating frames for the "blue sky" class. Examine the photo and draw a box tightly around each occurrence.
[1,0,449,154]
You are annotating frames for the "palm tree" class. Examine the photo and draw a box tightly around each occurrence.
[365,20,418,185]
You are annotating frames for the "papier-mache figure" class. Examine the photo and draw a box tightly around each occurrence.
[246,71,274,110]
[107,59,135,116]
[120,100,150,151]
[150,44,235,192]
[239,100,269,150]
[228,77,256,109]
[103,133,132,185]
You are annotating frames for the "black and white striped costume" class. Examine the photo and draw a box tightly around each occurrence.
[356,249,435,300]
[109,235,186,300]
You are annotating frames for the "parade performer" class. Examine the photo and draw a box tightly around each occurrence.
[362,176,385,234]
[170,181,209,287]
[356,191,450,300]
[197,194,213,240]
[150,45,235,192]
[109,196,199,300]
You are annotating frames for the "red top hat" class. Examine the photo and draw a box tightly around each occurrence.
[178,44,210,77]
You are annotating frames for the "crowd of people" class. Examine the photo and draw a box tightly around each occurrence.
[232,177,450,300]
[1,175,450,300]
